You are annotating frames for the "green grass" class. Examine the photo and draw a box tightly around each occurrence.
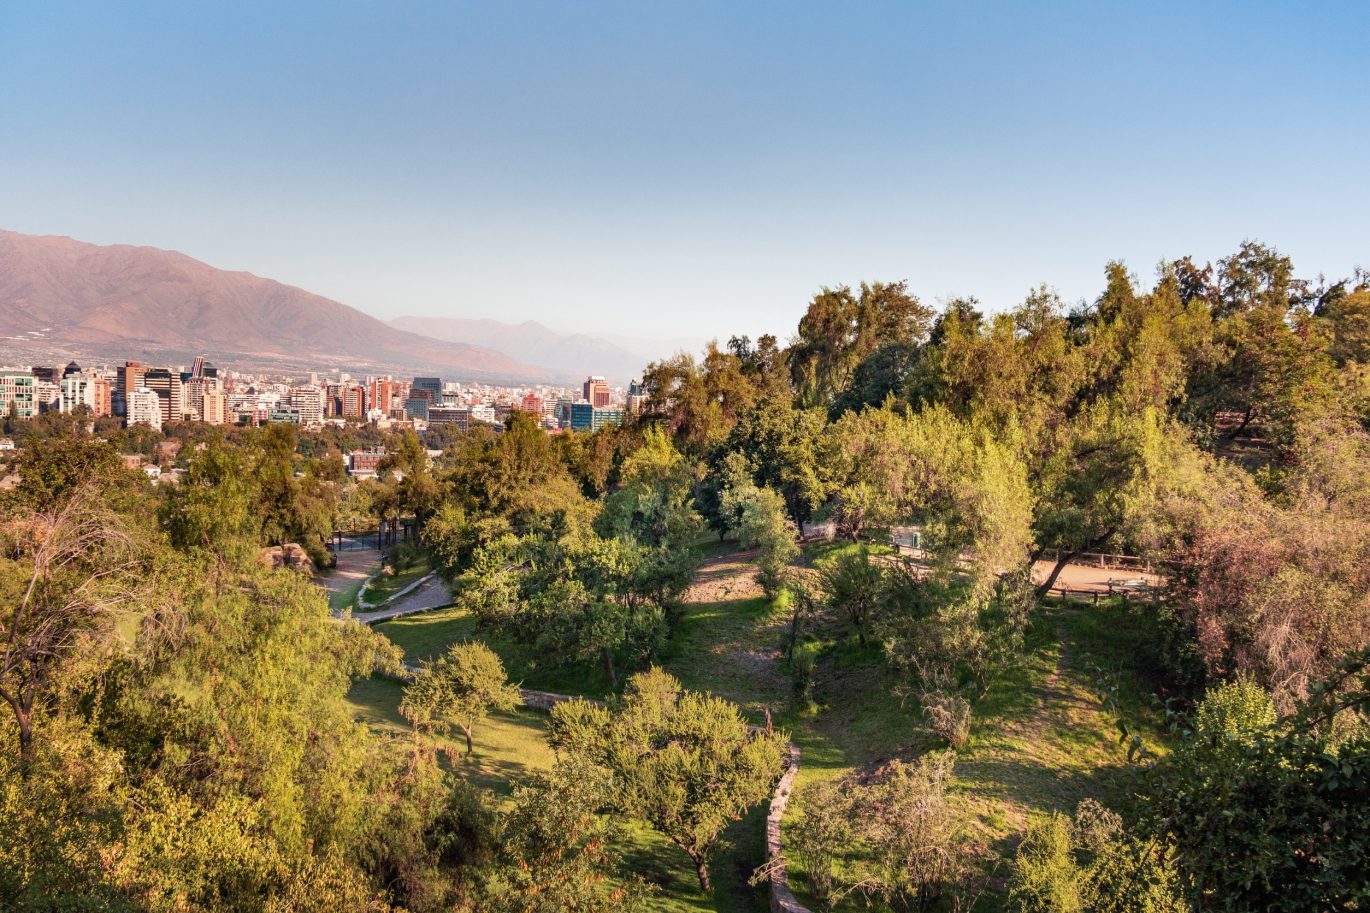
[360,556,433,606]
[327,573,370,612]
[374,604,614,697]
[346,674,556,797]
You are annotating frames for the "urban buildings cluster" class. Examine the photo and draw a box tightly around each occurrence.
[0,356,640,437]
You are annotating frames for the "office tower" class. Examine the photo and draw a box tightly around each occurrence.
[412,376,442,404]
[0,371,37,420]
[583,375,610,408]
[116,361,144,416]
[141,368,184,424]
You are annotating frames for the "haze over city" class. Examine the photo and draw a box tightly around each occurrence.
[3,1,1367,343]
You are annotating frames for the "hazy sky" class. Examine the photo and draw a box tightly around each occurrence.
[2,1,1366,342]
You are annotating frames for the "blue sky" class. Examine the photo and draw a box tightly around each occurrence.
[1,1,1366,342]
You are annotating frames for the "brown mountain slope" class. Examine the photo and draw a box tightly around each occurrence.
[0,230,546,381]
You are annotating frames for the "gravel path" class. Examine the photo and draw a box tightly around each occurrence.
[352,574,452,624]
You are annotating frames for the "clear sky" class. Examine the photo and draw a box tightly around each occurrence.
[2,1,1366,343]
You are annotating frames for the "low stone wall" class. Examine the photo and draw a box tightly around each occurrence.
[766,743,810,913]
[520,689,604,711]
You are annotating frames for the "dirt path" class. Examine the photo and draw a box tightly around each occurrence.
[683,548,765,604]
[315,544,381,606]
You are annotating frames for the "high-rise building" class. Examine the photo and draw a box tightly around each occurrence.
[627,379,647,413]
[59,373,98,413]
[182,376,221,422]
[92,377,113,417]
[127,387,163,430]
[290,385,326,426]
[570,401,595,431]
[583,375,610,408]
[368,377,395,415]
[34,380,60,413]
[342,384,366,419]
[116,361,144,417]
[591,407,624,431]
[404,395,430,420]
[521,392,543,414]
[141,368,184,424]
[0,371,37,420]
[201,390,227,425]
[412,376,442,403]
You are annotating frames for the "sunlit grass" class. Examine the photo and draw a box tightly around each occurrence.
[360,556,432,605]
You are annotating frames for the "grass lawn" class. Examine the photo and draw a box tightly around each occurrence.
[361,556,433,606]
[658,542,1168,913]
[374,604,615,697]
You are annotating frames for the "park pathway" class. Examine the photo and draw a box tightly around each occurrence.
[351,574,452,624]
[314,541,381,606]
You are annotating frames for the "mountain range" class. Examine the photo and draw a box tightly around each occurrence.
[386,316,699,384]
[0,230,705,384]
[0,230,547,382]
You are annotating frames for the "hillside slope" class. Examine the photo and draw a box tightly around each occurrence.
[0,230,545,381]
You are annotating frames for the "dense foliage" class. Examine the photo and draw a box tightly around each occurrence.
[3,241,1369,911]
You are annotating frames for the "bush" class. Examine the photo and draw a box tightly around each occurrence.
[1009,801,1184,913]
[789,640,822,703]
[790,779,852,909]
[919,685,971,749]
[789,752,968,911]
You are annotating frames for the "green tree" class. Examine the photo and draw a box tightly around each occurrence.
[1139,655,1370,911]
[402,641,521,758]
[476,755,653,913]
[719,458,798,596]
[549,668,787,894]
[817,547,884,647]
[789,281,933,408]
[0,481,144,765]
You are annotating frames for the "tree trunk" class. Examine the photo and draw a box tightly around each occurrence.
[688,851,712,894]
[462,726,474,757]
[1034,550,1079,598]
[4,696,34,775]
[602,646,619,688]
[1223,407,1255,441]
[1035,529,1117,599]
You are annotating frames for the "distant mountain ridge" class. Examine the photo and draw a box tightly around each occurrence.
[0,230,547,382]
[387,315,680,384]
